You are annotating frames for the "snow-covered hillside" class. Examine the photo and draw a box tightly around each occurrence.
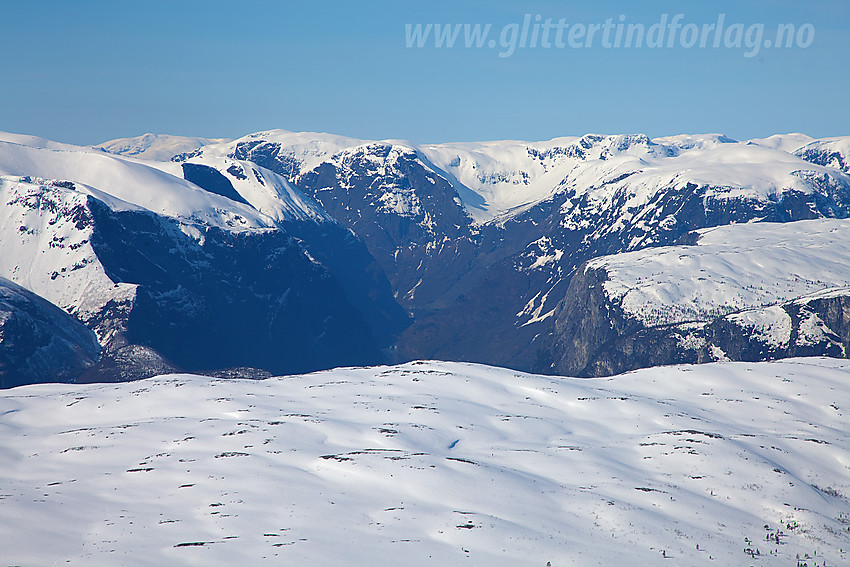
[0,276,100,387]
[1,359,848,566]
[0,175,138,330]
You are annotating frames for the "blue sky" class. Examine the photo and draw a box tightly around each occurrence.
[1,0,847,145]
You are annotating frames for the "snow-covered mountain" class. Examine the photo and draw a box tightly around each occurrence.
[1,358,848,566]
[795,136,850,174]
[98,133,231,162]
[394,133,850,371]
[0,133,409,385]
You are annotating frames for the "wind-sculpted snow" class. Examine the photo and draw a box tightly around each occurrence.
[157,155,333,224]
[0,359,848,566]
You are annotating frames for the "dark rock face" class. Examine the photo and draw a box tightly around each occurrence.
[231,140,303,181]
[796,144,850,174]
[233,141,488,314]
[181,163,250,205]
[296,145,480,311]
[84,198,383,377]
[0,278,100,388]
[278,218,411,348]
[2,153,415,386]
[177,157,412,350]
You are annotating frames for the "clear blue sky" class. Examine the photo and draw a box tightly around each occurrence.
[1,0,847,145]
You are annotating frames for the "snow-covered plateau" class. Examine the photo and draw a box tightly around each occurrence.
[590,218,850,327]
[1,359,848,566]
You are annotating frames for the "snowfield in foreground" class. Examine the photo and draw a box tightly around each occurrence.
[1,359,848,566]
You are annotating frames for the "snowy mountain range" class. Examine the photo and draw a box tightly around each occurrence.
[1,128,850,384]
[174,129,850,375]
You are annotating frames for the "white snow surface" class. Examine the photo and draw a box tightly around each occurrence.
[747,133,816,153]
[98,133,231,162]
[0,137,274,231]
[418,137,582,222]
[589,218,850,326]
[1,358,848,566]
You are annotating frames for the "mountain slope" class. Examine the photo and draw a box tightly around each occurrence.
[0,277,100,388]
[795,136,850,174]
[399,135,850,370]
[1,358,848,566]
[162,153,412,345]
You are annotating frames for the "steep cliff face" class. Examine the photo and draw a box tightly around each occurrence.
[0,277,100,388]
[552,286,850,378]
[401,172,850,371]
[84,198,382,376]
[56,129,850,379]
[294,143,479,311]
[171,153,412,347]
